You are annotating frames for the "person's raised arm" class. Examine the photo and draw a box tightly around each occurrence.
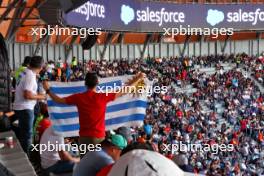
[43,81,66,104]
[115,72,145,99]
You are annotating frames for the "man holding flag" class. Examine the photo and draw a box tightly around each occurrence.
[43,72,145,154]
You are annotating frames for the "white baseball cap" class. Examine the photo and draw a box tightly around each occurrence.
[108,149,199,176]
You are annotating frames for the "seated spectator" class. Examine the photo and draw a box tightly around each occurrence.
[33,102,51,142]
[73,134,127,176]
[36,117,51,140]
[173,150,193,172]
[40,126,80,175]
[116,127,133,144]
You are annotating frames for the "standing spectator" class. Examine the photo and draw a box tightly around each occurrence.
[65,64,71,82]
[181,69,188,87]
[43,72,144,155]
[71,56,78,71]
[13,56,46,153]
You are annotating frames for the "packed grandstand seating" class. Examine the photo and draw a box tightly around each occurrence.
[251,57,264,86]
[4,53,263,175]
[1,0,264,176]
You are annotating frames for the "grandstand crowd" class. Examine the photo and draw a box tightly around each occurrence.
[1,53,264,176]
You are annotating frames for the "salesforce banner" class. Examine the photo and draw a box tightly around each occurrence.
[63,0,264,32]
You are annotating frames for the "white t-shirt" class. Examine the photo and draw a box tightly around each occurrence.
[13,68,38,110]
[40,127,64,169]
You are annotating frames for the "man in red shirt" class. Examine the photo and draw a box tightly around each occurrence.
[43,72,144,153]
[240,118,248,133]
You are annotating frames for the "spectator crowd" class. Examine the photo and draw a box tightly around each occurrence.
[1,53,264,176]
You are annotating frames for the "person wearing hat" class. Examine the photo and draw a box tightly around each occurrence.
[73,134,127,176]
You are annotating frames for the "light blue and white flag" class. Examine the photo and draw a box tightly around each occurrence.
[47,75,150,137]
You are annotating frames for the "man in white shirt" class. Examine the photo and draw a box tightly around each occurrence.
[40,127,79,174]
[13,56,46,153]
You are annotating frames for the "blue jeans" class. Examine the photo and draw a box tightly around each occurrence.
[45,160,74,174]
[15,109,34,153]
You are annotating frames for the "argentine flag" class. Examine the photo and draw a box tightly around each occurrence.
[47,75,150,137]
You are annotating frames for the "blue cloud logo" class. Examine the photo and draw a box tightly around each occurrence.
[206,9,224,26]
[120,5,135,25]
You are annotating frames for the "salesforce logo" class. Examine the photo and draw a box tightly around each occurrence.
[121,4,185,26]
[227,9,264,25]
[74,2,105,21]
[206,8,264,26]
[120,5,135,25]
[206,9,224,26]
